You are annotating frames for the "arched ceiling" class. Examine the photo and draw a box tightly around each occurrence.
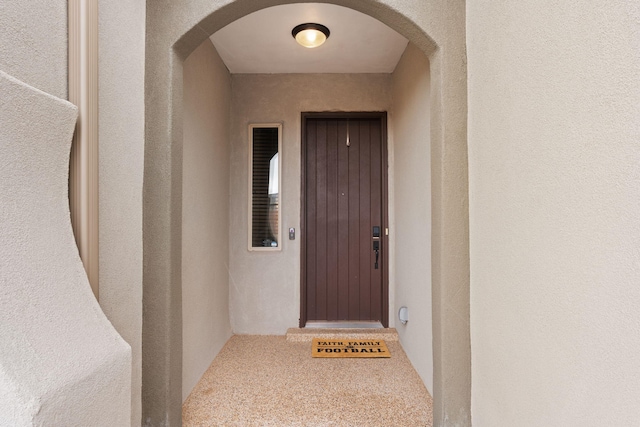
[210,3,409,74]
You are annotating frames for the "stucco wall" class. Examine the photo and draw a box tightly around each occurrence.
[468,1,640,425]
[0,0,67,99]
[0,70,131,427]
[391,43,433,393]
[98,0,146,424]
[229,73,392,334]
[182,39,233,402]
[1,1,137,424]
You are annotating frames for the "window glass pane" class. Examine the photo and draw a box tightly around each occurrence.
[250,126,280,249]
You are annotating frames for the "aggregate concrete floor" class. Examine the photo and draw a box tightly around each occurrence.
[182,334,433,426]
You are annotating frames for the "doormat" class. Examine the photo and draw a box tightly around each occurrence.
[312,338,391,358]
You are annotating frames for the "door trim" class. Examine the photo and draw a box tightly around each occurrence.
[69,0,99,299]
[300,112,389,328]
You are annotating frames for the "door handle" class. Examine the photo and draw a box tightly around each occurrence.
[373,241,379,269]
[373,226,380,269]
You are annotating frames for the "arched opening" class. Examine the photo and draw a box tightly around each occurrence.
[143,1,469,425]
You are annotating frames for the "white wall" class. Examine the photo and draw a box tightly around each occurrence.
[1,1,136,424]
[391,43,432,393]
[229,74,392,334]
[468,1,640,425]
[0,70,131,427]
[182,39,233,401]
[0,0,67,99]
[98,0,146,424]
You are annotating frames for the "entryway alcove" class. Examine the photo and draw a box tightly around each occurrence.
[143,1,470,425]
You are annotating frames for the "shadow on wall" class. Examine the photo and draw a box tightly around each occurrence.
[181,38,233,402]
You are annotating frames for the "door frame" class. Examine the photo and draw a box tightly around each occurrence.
[299,112,389,328]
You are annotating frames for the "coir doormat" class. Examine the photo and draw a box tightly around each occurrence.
[312,338,391,358]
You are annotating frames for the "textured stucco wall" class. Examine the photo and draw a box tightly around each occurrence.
[391,43,433,393]
[229,73,392,334]
[182,39,233,402]
[1,1,138,424]
[98,0,146,424]
[468,1,640,425]
[0,0,67,99]
[0,70,131,427]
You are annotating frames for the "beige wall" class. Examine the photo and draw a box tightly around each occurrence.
[98,0,146,424]
[182,39,233,402]
[468,1,640,425]
[229,73,393,334]
[391,43,432,393]
[0,0,67,99]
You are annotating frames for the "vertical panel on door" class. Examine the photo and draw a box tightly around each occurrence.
[336,120,350,321]
[326,120,339,320]
[369,120,383,322]
[305,120,317,320]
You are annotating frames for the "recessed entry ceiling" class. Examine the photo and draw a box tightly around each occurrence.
[210,3,409,74]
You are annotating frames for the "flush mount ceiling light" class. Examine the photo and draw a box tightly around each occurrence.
[292,23,330,48]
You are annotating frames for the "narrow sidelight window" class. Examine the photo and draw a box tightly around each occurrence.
[249,124,282,251]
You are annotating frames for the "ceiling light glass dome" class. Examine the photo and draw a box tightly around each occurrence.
[292,23,330,48]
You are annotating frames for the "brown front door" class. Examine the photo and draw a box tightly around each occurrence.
[301,112,388,327]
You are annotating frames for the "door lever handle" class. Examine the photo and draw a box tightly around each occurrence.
[373,239,380,270]
[372,226,381,270]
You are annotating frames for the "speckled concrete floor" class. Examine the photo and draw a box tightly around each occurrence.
[182,335,433,427]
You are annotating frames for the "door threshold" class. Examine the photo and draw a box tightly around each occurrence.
[304,321,384,329]
[287,327,397,342]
